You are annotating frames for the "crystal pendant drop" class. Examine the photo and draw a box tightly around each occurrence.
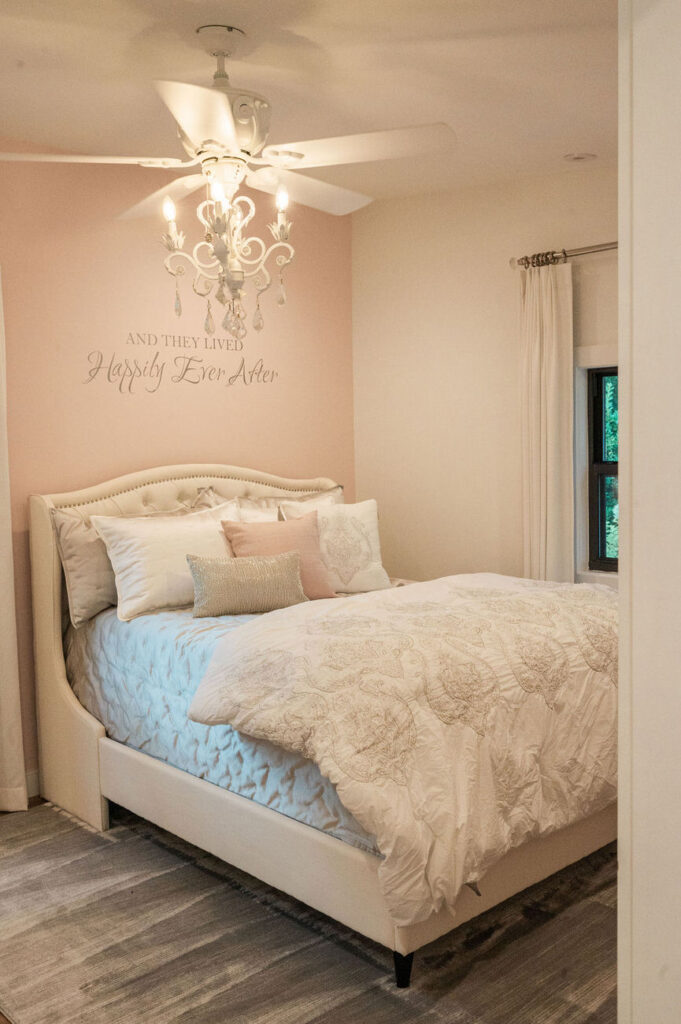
[221,309,231,331]
[204,301,215,335]
[174,284,182,318]
[216,283,226,305]
[277,278,287,307]
[253,304,264,332]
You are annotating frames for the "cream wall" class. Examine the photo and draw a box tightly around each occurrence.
[0,156,354,779]
[352,164,617,582]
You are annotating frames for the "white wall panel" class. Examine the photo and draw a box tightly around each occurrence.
[619,1,681,1019]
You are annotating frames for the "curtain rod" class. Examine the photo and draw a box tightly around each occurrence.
[511,241,618,269]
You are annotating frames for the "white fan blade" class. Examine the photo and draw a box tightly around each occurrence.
[0,152,187,168]
[119,174,206,220]
[263,123,455,170]
[247,167,372,216]
[155,80,238,151]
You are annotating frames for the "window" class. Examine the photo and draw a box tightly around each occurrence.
[588,368,618,571]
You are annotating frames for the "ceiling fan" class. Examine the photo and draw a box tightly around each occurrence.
[0,24,455,336]
[0,24,454,216]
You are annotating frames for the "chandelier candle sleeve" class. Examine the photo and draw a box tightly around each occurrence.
[162,196,176,223]
[162,196,183,249]
[276,186,288,229]
[210,181,226,210]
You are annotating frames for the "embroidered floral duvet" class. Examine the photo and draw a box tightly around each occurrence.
[189,573,617,926]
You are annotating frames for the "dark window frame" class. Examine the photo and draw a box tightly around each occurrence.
[588,367,619,572]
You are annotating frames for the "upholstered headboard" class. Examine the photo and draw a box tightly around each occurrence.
[28,463,340,826]
[35,463,339,516]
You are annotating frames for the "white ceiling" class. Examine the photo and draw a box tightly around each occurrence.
[0,0,617,200]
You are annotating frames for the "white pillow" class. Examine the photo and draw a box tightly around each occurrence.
[52,490,231,628]
[91,502,235,620]
[279,499,391,593]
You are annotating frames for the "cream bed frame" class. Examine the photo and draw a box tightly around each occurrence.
[29,462,616,987]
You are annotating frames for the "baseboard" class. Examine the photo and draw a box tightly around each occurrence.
[25,770,40,799]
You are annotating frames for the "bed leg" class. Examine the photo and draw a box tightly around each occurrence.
[393,951,414,988]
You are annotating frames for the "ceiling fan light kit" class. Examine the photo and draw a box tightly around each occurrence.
[0,23,455,337]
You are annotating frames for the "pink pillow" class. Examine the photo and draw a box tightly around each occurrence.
[221,512,336,600]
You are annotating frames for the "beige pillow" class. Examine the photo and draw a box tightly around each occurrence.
[234,485,344,513]
[189,486,226,510]
[187,552,308,616]
[194,488,277,520]
[196,486,343,523]
[224,485,344,522]
[91,503,234,621]
[52,492,237,628]
[279,499,391,594]
[221,512,336,600]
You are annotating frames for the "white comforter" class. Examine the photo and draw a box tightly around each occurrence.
[189,573,617,926]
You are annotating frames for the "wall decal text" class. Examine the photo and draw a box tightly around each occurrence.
[83,332,279,395]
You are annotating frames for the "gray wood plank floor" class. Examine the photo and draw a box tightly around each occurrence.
[0,803,616,1023]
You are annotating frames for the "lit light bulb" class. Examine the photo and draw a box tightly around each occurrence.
[210,181,226,204]
[275,186,289,212]
[275,186,290,234]
[162,196,176,223]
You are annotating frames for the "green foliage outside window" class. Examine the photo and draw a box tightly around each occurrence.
[603,375,618,461]
[602,375,618,559]
[604,476,618,559]
[589,368,618,570]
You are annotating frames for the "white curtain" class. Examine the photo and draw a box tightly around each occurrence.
[0,268,27,811]
[520,262,574,582]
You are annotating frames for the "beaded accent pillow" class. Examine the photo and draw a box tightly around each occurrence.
[187,551,308,617]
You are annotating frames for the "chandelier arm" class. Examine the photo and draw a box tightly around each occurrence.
[252,265,272,294]
[192,240,224,276]
[234,234,267,265]
[163,250,214,295]
[164,250,197,276]
[275,249,294,268]
[236,240,294,275]
[165,240,293,281]
[233,195,256,230]
[191,275,213,298]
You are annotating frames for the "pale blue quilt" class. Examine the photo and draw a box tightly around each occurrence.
[65,607,378,854]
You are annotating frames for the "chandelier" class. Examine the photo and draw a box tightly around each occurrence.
[160,156,294,342]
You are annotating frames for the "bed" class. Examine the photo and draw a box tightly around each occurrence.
[29,462,617,988]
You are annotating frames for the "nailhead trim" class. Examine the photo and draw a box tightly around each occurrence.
[52,472,340,510]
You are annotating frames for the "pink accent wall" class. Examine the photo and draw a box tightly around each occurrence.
[0,155,354,775]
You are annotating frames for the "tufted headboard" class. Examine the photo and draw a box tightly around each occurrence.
[28,463,339,824]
